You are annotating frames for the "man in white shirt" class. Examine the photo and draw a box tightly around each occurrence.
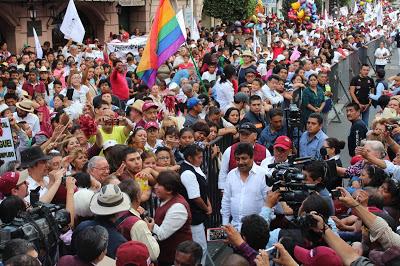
[261,75,284,104]
[221,143,269,230]
[201,63,217,82]
[218,123,271,190]
[180,144,211,265]
[13,99,40,136]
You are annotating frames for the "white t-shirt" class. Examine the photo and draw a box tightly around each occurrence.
[60,85,89,104]
[24,175,50,203]
[201,71,217,82]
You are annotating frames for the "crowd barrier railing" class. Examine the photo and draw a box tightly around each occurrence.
[329,36,384,123]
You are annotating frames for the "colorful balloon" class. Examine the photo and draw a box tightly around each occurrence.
[359,1,365,5]
[291,1,301,10]
[297,9,305,18]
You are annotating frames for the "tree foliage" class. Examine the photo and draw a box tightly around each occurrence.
[203,0,258,22]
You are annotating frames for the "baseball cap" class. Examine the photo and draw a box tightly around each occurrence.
[238,122,257,134]
[103,140,117,151]
[245,68,257,75]
[116,241,151,266]
[234,92,249,104]
[187,97,201,109]
[144,121,159,130]
[274,136,292,150]
[0,171,27,195]
[142,102,158,112]
[294,246,343,266]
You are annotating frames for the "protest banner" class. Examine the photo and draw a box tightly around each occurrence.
[0,118,16,163]
[107,36,147,59]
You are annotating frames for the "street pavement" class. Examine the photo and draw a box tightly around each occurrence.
[327,47,399,167]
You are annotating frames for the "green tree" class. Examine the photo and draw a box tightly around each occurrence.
[203,0,258,22]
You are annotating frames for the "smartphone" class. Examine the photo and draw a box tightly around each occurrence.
[331,189,341,199]
[206,228,227,241]
[66,88,74,101]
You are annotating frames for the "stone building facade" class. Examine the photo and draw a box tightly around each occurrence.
[0,0,203,54]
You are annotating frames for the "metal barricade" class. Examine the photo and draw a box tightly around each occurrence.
[202,134,233,228]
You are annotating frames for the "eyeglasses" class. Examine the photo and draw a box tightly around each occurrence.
[93,167,109,171]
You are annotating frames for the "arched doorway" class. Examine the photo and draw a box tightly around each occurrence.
[0,13,17,53]
[51,9,96,48]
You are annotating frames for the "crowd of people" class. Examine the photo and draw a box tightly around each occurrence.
[1,3,400,266]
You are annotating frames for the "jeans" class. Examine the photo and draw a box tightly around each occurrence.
[361,106,370,126]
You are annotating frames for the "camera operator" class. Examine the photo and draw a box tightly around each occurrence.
[261,136,293,178]
[20,147,66,204]
[218,122,271,190]
[116,179,160,261]
[2,239,39,263]
[222,214,270,265]
[0,171,29,202]
[302,161,335,215]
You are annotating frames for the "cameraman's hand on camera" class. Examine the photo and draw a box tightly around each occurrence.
[222,224,244,247]
[255,249,270,266]
[272,243,299,266]
[309,211,327,233]
[266,191,281,208]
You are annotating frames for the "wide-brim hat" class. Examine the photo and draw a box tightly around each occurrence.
[90,184,131,215]
[242,50,253,57]
[20,146,51,168]
[16,99,34,113]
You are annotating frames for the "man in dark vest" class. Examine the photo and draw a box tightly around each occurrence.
[180,144,211,265]
[145,170,192,266]
[218,122,272,190]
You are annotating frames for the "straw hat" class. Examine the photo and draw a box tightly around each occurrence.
[16,99,34,113]
[89,184,131,215]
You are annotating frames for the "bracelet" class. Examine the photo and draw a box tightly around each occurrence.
[350,203,360,208]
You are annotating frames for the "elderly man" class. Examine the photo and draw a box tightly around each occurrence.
[87,156,110,186]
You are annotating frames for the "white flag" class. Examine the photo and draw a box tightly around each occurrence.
[376,2,383,26]
[60,0,85,43]
[191,18,200,41]
[353,1,359,14]
[176,10,187,40]
[32,28,43,59]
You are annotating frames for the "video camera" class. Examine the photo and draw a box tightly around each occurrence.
[267,156,316,211]
[0,202,70,265]
[285,104,302,128]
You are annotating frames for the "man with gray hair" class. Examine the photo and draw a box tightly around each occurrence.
[87,156,110,186]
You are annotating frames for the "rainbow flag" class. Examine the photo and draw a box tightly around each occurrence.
[137,0,186,87]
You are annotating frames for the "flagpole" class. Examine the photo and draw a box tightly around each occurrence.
[186,43,207,95]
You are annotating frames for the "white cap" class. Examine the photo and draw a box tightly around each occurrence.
[103,140,117,151]
[276,54,286,62]
[0,103,9,114]
[274,37,281,42]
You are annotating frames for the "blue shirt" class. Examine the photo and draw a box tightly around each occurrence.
[299,129,328,160]
[171,69,189,85]
[258,125,287,150]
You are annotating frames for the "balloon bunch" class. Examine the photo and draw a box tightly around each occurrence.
[358,0,373,7]
[288,0,319,25]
